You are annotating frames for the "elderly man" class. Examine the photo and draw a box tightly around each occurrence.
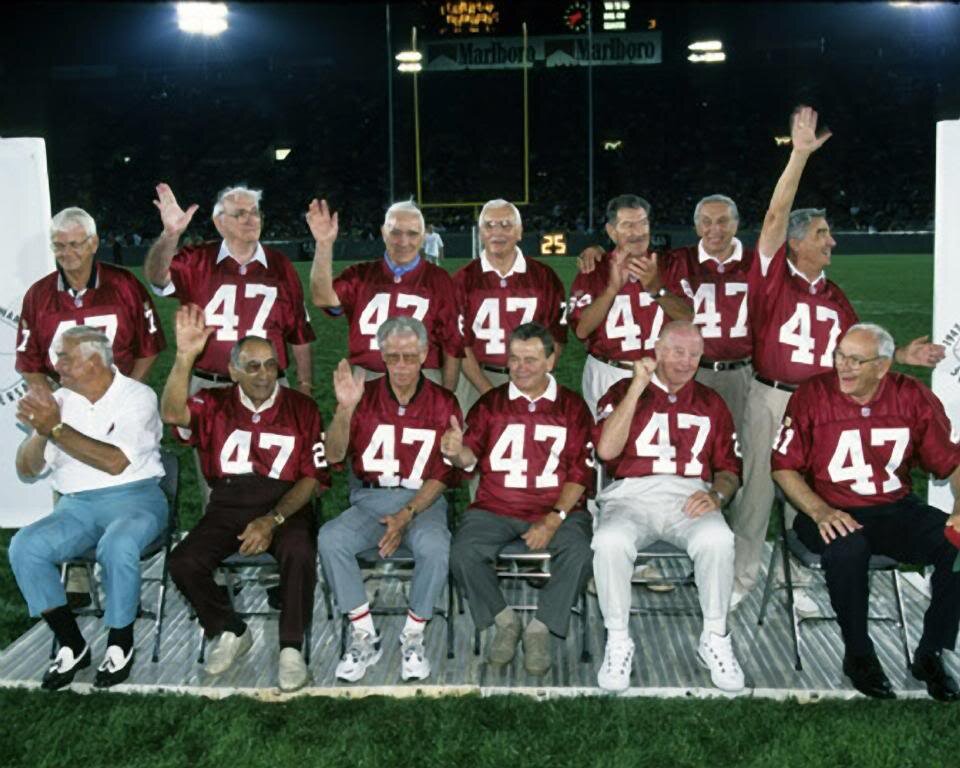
[319,316,461,682]
[592,321,744,693]
[444,322,594,675]
[17,207,166,390]
[9,327,167,690]
[453,199,568,415]
[773,323,960,701]
[568,194,692,418]
[144,183,315,395]
[307,199,462,390]
[162,305,328,692]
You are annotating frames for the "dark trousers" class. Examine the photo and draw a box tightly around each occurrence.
[169,475,317,646]
[450,508,593,638]
[794,494,960,657]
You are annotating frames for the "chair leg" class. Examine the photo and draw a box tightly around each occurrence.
[197,627,207,664]
[757,543,779,626]
[86,562,104,618]
[891,570,912,669]
[446,576,455,659]
[579,591,591,663]
[152,550,171,663]
[779,532,802,672]
[474,628,481,656]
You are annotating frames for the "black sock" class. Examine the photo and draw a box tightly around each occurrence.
[914,641,941,661]
[224,615,247,637]
[279,641,302,652]
[43,605,86,656]
[107,623,134,655]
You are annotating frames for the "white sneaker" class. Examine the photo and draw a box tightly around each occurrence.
[205,630,252,675]
[278,647,310,692]
[697,631,745,692]
[400,631,431,681]
[335,628,382,682]
[792,588,820,619]
[597,637,635,692]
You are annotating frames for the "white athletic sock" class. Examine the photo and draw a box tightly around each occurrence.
[607,628,630,644]
[348,603,376,636]
[701,618,726,641]
[402,610,427,637]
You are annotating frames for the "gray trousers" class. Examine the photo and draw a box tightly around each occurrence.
[450,508,593,638]
[317,487,450,620]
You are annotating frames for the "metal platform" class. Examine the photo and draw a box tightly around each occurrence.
[0,545,954,701]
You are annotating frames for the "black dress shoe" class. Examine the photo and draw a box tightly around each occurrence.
[843,652,896,699]
[94,645,135,688]
[911,652,960,703]
[41,644,91,690]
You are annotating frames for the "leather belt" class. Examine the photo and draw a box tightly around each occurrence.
[590,354,635,370]
[193,369,232,383]
[699,358,751,372]
[482,363,510,375]
[754,375,798,393]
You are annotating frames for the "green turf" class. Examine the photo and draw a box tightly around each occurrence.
[0,254,945,766]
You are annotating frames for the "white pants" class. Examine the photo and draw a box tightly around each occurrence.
[582,354,634,421]
[592,476,735,632]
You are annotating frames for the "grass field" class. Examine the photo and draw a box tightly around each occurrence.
[0,254,948,768]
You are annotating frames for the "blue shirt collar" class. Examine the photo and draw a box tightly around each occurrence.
[383,251,421,277]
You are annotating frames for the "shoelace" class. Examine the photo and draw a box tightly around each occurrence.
[605,643,632,671]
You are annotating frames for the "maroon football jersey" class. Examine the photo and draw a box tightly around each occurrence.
[329,257,463,372]
[16,263,167,378]
[178,385,330,487]
[569,250,688,362]
[772,371,960,509]
[349,376,462,488]
[454,253,568,367]
[750,246,858,385]
[596,375,741,481]
[463,378,595,521]
[663,241,765,361]
[167,243,315,374]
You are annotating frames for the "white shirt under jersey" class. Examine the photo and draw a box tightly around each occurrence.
[44,369,164,494]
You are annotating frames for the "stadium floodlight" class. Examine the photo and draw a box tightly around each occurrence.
[688,40,723,52]
[397,62,422,73]
[395,50,423,63]
[275,148,291,161]
[688,51,726,63]
[177,3,228,36]
[888,1,938,6]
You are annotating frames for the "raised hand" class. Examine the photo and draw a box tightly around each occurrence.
[899,335,946,368]
[607,249,630,292]
[174,304,214,357]
[576,245,605,275]
[332,359,365,409]
[153,183,199,238]
[634,252,660,292]
[631,357,657,389]
[440,415,464,458]
[790,105,832,156]
[306,198,339,248]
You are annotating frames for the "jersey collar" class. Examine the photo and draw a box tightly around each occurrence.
[56,261,100,296]
[508,373,558,403]
[787,258,825,288]
[384,372,426,405]
[698,238,743,265]
[237,382,280,414]
[480,247,526,278]
[383,251,422,277]
[217,240,268,269]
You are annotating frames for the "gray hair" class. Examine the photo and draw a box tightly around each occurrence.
[787,208,827,242]
[377,316,428,352]
[383,200,425,233]
[58,325,113,367]
[605,194,651,225]
[51,207,97,237]
[693,195,739,226]
[845,323,896,359]
[212,185,263,218]
[479,199,523,229]
[229,336,277,368]
[656,320,704,352]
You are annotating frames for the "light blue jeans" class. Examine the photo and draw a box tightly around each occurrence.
[9,478,167,628]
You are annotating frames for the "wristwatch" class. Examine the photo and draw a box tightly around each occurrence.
[650,287,668,300]
[271,509,286,527]
[552,507,568,521]
[709,489,728,507]
[50,423,65,442]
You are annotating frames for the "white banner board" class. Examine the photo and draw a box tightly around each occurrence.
[0,138,54,527]
[930,120,960,511]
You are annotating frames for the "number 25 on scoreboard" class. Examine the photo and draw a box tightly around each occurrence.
[540,233,567,256]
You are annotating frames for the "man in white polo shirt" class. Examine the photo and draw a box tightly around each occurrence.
[9,326,166,691]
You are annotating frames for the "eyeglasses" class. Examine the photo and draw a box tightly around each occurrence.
[221,208,262,222]
[833,350,883,370]
[482,219,516,231]
[52,235,93,253]
[383,352,421,365]
[240,358,279,374]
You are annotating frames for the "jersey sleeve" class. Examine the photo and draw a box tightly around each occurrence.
[174,389,218,449]
[545,268,569,345]
[424,398,464,486]
[435,272,465,359]
[167,247,202,301]
[130,276,167,358]
[281,259,317,345]
[568,268,603,337]
[911,383,960,479]
[298,403,331,488]
[15,285,46,374]
[770,384,815,474]
[562,397,596,490]
[330,265,358,315]
[462,395,491,459]
[454,268,475,349]
[706,395,742,479]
